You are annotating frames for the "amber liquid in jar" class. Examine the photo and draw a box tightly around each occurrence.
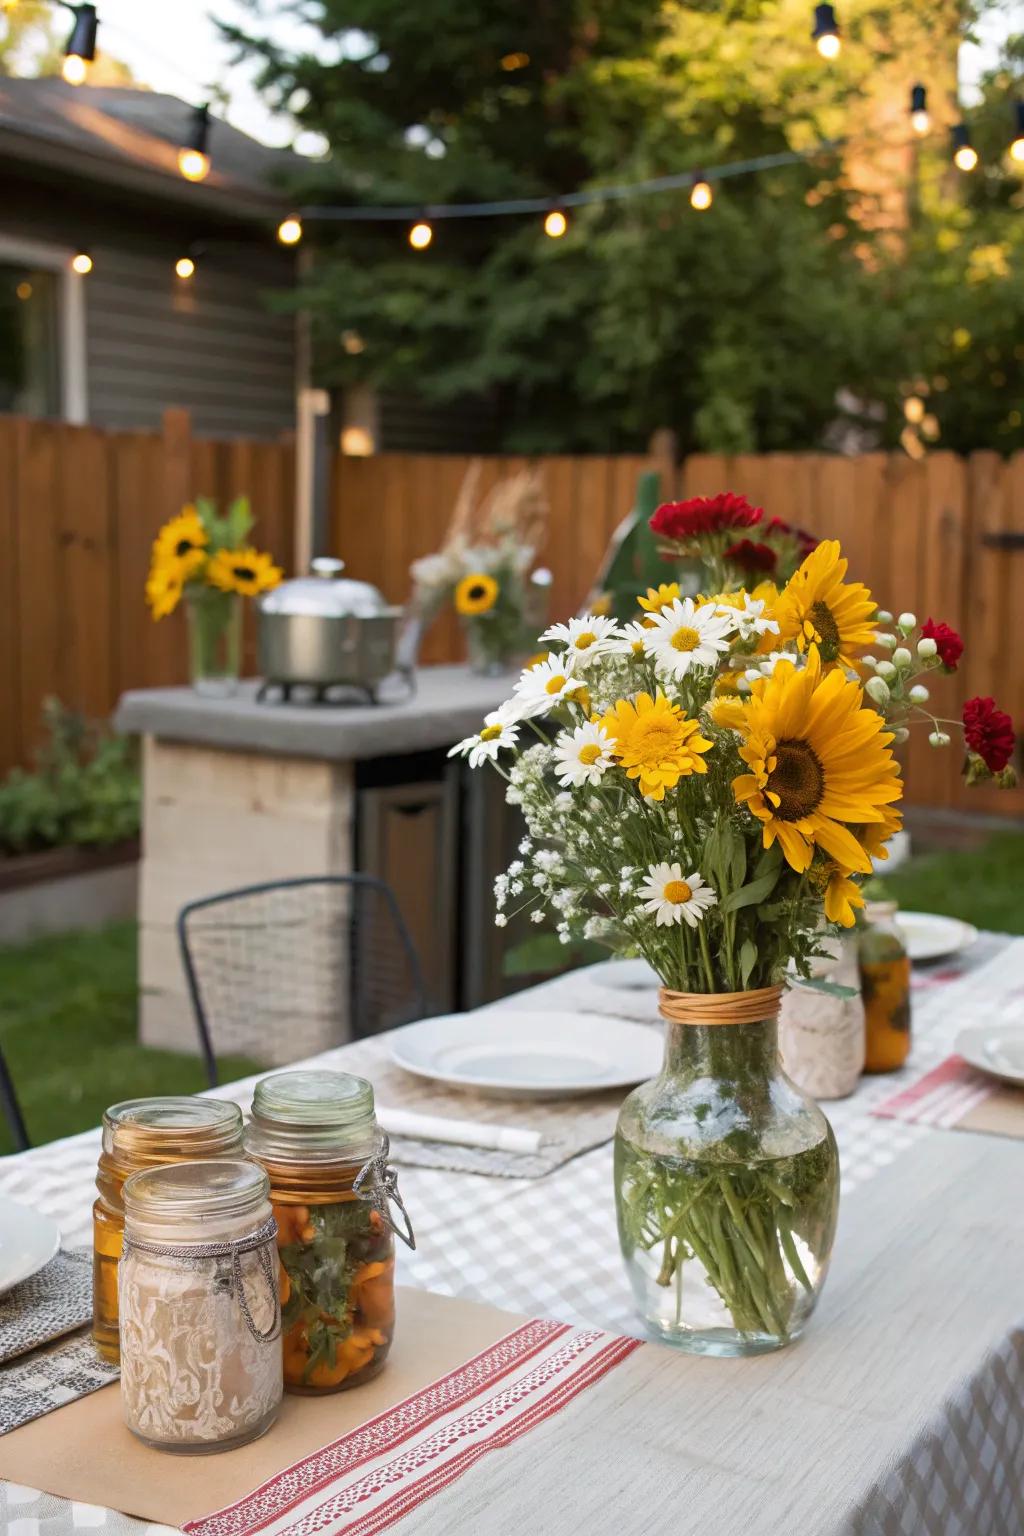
[92,1098,244,1364]
[245,1070,399,1395]
[859,902,911,1074]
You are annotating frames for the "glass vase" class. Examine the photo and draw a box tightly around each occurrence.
[614,988,839,1356]
[186,586,242,696]
[462,615,519,677]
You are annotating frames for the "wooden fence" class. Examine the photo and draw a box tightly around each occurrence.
[2,411,1022,817]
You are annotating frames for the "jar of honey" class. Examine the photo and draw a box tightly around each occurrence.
[244,1070,413,1395]
[858,900,912,1073]
[93,1098,244,1363]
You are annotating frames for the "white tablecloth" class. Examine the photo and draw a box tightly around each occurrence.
[1,934,1022,1534]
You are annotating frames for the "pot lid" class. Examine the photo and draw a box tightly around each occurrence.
[259,557,388,618]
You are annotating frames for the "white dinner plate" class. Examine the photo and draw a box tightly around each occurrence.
[897,911,979,964]
[390,1010,662,1099]
[955,1025,1024,1088]
[0,1195,60,1293]
[583,958,660,992]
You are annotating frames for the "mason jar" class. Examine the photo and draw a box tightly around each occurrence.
[244,1070,414,1394]
[859,899,912,1072]
[119,1158,282,1453]
[93,1098,244,1363]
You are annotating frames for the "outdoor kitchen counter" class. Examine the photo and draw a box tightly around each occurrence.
[115,665,513,1058]
[114,665,511,761]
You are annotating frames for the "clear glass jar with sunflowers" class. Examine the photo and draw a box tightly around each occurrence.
[453,490,1014,1355]
[145,496,282,695]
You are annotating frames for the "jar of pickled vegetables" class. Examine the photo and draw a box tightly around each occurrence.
[93,1097,244,1363]
[120,1159,282,1453]
[244,1070,414,1395]
[858,900,912,1073]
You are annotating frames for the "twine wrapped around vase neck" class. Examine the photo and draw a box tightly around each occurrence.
[658,985,784,1027]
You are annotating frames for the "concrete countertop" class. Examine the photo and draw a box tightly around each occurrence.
[114,666,514,762]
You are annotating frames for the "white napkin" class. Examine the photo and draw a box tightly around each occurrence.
[379,1106,541,1156]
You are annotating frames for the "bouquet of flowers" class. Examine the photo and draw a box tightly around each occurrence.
[146,497,281,692]
[408,462,549,674]
[450,490,1015,1350]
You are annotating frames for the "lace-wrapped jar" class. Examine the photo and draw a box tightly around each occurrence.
[119,1159,282,1454]
[244,1071,414,1395]
[93,1098,244,1363]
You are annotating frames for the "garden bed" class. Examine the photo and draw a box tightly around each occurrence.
[0,837,139,944]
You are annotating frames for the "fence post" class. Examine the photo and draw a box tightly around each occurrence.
[161,408,192,519]
[648,428,678,499]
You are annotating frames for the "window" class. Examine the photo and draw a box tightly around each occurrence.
[0,261,61,416]
[0,236,87,422]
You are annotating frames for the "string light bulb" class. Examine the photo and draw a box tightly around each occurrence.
[1010,101,1024,164]
[277,215,303,245]
[543,208,568,238]
[952,123,978,173]
[811,3,841,59]
[177,104,211,182]
[62,3,97,86]
[71,252,93,275]
[690,174,713,211]
[409,220,433,250]
[175,256,195,280]
[910,84,930,136]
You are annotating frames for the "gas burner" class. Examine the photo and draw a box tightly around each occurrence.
[256,680,380,706]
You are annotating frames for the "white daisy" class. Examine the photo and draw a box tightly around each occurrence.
[509,653,583,719]
[552,721,617,787]
[611,620,651,659]
[638,864,718,928]
[447,705,519,768]
[539,614,621,663]
[746,649,805,683]
[719,593,779,643]
[643,598,734,680]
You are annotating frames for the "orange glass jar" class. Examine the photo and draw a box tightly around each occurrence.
[245,1071,412,1395]
[858,901,912,1073]
[92,1098,244,1363]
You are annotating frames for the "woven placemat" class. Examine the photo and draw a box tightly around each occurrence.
[340,1037,629,1178]
[0,1329,118,1436]
[0,1249,92,1365]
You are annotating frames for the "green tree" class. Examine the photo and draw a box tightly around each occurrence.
[0,0,62,76]
[225,1,1021,454]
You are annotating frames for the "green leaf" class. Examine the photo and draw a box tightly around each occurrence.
[718,865,781,914]
[795,977,859,999]
[738,938,758,988]
[226,494,254,547]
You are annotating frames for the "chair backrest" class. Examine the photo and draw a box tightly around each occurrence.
[0,1042,29,1153]
[178,874,427,1086]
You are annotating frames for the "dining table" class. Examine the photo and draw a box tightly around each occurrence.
[1,932,1023,1535]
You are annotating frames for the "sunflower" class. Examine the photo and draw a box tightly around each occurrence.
[206,546,283,597]
[455,572,499,615]
[145,559,185,620]
[637,582,681,616]
[773,539,876,669]
[732,647,902,875]
[599,691,713,801]
[154,507,208,578]
[819,864,864,928]
[857,803,904,862]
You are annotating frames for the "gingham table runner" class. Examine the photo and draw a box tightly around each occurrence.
[1,933,1020,1534]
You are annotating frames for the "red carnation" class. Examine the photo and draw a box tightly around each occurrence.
[766,514,818,556]
[963,697,1016,774]
[723,538,778,574]
[921,617,963,672]
[650,492,763,542]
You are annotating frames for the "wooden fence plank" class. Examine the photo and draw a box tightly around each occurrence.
[0,420,22,774]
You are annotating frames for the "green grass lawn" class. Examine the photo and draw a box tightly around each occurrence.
[0,922,259,1155]
[2,833,1022,1156]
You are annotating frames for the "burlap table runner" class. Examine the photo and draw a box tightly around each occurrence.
[874,1051,1024,1137]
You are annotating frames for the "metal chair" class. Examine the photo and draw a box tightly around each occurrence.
[0,1041,29,1153]
[178,874,428,1087]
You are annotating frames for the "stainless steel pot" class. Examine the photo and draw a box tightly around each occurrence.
[257,558,404,701]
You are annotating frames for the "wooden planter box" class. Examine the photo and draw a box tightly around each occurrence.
[0,837,139,944]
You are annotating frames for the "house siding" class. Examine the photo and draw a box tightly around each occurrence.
[2,183,297,439]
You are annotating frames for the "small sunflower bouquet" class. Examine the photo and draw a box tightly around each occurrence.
[450,491,1015,1353]
[145,497,282,694]
[408,461,549,675]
